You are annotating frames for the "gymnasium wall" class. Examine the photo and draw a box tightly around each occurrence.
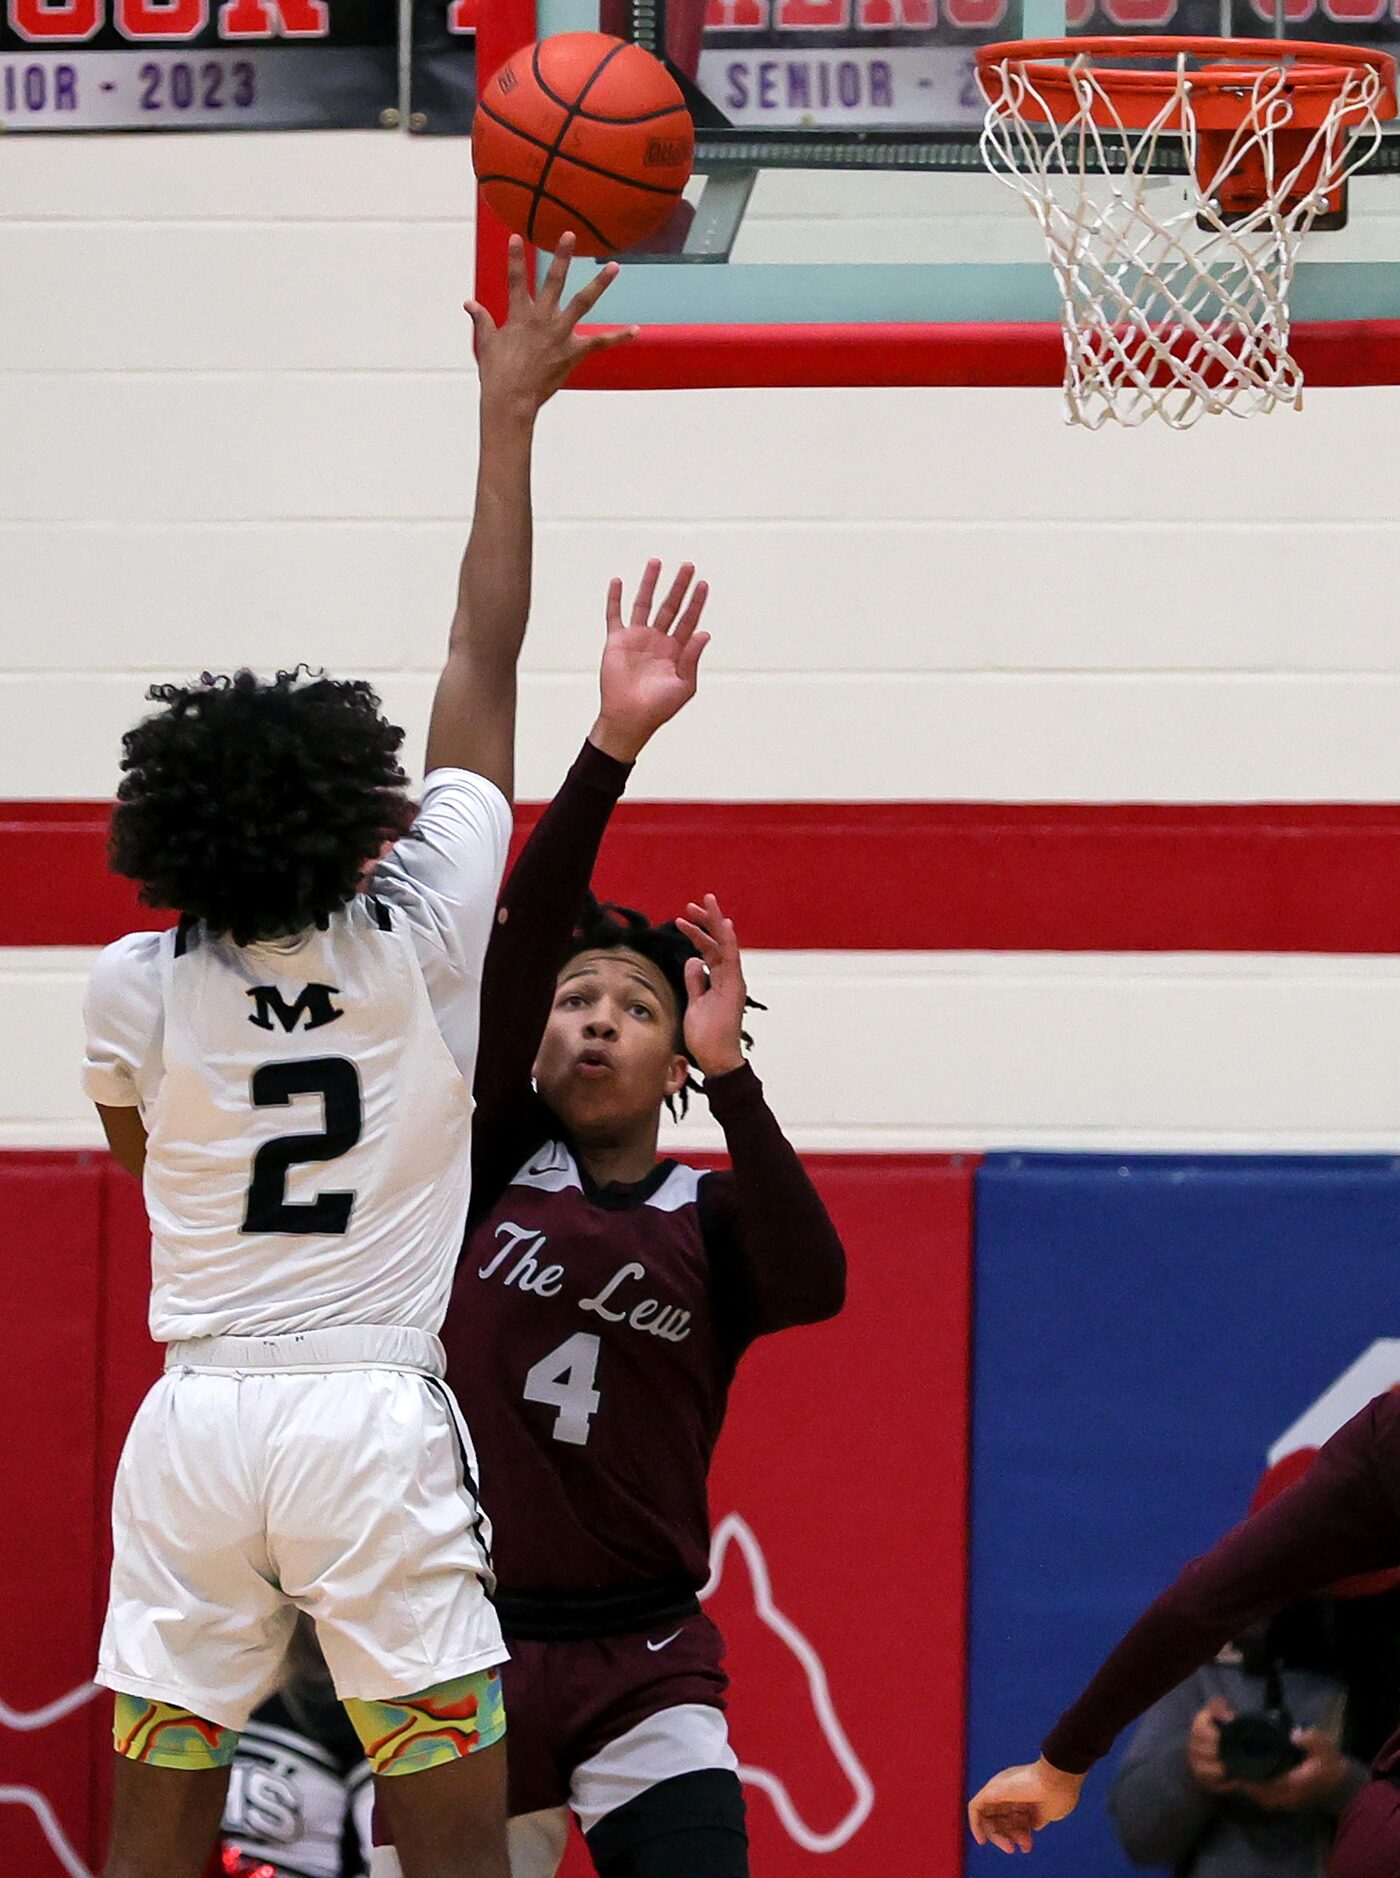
[5,131,1400,1156]
[7,127,1400,1878]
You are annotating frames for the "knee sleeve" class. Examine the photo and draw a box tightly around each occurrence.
[113,1693,239,1769]
[584,1770,748,1878]
[344,1666,506,1776]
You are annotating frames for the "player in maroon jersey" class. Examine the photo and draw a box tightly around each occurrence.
[370,564,847,1878]
[966,1390,1400,1874]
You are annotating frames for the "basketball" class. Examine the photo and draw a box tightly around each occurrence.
[472,33,695,259]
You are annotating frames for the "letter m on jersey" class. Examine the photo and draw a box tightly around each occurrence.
[246,983,344,1033]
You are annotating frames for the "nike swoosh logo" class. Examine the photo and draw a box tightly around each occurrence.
[646,1629,684,1652]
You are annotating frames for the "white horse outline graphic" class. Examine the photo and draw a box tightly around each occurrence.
[700,1511,874,1855]
[1,1681,103,1878]
[5,1515,876,1870]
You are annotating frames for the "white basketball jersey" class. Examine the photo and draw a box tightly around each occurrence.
[83,769,510,1342]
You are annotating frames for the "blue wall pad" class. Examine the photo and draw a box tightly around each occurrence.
[966,1152,1400,1878]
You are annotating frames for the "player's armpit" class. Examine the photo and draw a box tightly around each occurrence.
[97,1103,147,1180]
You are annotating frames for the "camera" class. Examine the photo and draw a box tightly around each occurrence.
[1215,1708,1307,1784]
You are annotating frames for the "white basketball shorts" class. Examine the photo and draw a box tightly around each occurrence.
[97,1326,506,1733]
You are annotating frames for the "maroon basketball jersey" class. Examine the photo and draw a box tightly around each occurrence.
[443,1137,743,1597]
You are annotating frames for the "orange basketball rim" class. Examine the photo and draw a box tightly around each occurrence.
[977,36,1398,219]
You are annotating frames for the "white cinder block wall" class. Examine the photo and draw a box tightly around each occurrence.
[5,130,1400,1152]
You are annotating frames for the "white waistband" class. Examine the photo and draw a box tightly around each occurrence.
[163,1324,446,1377]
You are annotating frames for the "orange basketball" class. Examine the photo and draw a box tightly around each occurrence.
[473,34,695,259]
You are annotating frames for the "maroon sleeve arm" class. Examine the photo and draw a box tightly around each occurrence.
[1041,1394,1400,1776]
[698,1063,847,1342]
[471,738,632,1208]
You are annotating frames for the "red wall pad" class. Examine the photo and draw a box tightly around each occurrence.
[0,1155,161,1878]
[700,1155,976,1878]
[17,800,1400,953]
[557,1154,977,1878]
[1,1151,973,1878]
[0,1155,107,1877]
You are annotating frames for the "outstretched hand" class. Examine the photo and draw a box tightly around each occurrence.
[676,895,747,1080]
[590,558,710,764]
[968,1758,1084,1856]
[466,232,637,412]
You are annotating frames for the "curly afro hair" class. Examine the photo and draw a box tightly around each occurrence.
[109,668,412,945]
[563,897,762,1117]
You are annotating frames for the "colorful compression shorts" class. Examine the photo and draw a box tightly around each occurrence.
[344,1667,506,1776]
[114,1695,239,1768]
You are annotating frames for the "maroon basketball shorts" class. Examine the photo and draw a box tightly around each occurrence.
[370,1607,739,1872]
[502,1607,735,1824]
[1331,1777,1400,1878]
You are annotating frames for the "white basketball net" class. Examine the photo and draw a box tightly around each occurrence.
[979,50,1388,427]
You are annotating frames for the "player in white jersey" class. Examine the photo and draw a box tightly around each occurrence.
[80,235,636,1878]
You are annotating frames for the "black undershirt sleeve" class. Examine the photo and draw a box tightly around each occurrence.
[1041,1393,1400,1775]
[469,739,633,1222]
[697,1063,847,1351]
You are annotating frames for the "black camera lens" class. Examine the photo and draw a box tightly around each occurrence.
[1215,1713,1306,1785]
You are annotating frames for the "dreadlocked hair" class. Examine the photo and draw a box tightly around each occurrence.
[109,668,412,946]
[564,896,764,1119]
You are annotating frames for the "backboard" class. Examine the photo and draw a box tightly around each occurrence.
[474,0,1400,389]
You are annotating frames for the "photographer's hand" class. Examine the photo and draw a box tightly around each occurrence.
[1238,1731,1349,1812]
[1188,1700,1238,1794]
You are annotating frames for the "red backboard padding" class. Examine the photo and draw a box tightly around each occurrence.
[0,1152,976,1878]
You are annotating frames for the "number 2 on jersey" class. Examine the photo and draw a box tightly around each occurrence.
[523,1331,602,1446]
[242,1057,362,1235]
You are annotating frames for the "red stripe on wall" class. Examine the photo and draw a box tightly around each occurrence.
[8,799,1400,952]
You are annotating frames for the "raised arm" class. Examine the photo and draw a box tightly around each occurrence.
[470,562,711,1206]
[680,896,847,1341]
[423,234,636,795]
[967,1393,1400,1855]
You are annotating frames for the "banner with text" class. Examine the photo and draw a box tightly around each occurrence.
[0,0,396,132]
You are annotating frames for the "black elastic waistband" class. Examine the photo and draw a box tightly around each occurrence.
[492,1578,701,1642]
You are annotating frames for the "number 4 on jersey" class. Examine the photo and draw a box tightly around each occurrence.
[523,1332,602,1446]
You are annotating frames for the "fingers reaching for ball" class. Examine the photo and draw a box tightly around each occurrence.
[537,234,579,308]
[468,232,637,406]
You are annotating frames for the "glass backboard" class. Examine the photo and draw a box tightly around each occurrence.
[475,0,1400,387]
